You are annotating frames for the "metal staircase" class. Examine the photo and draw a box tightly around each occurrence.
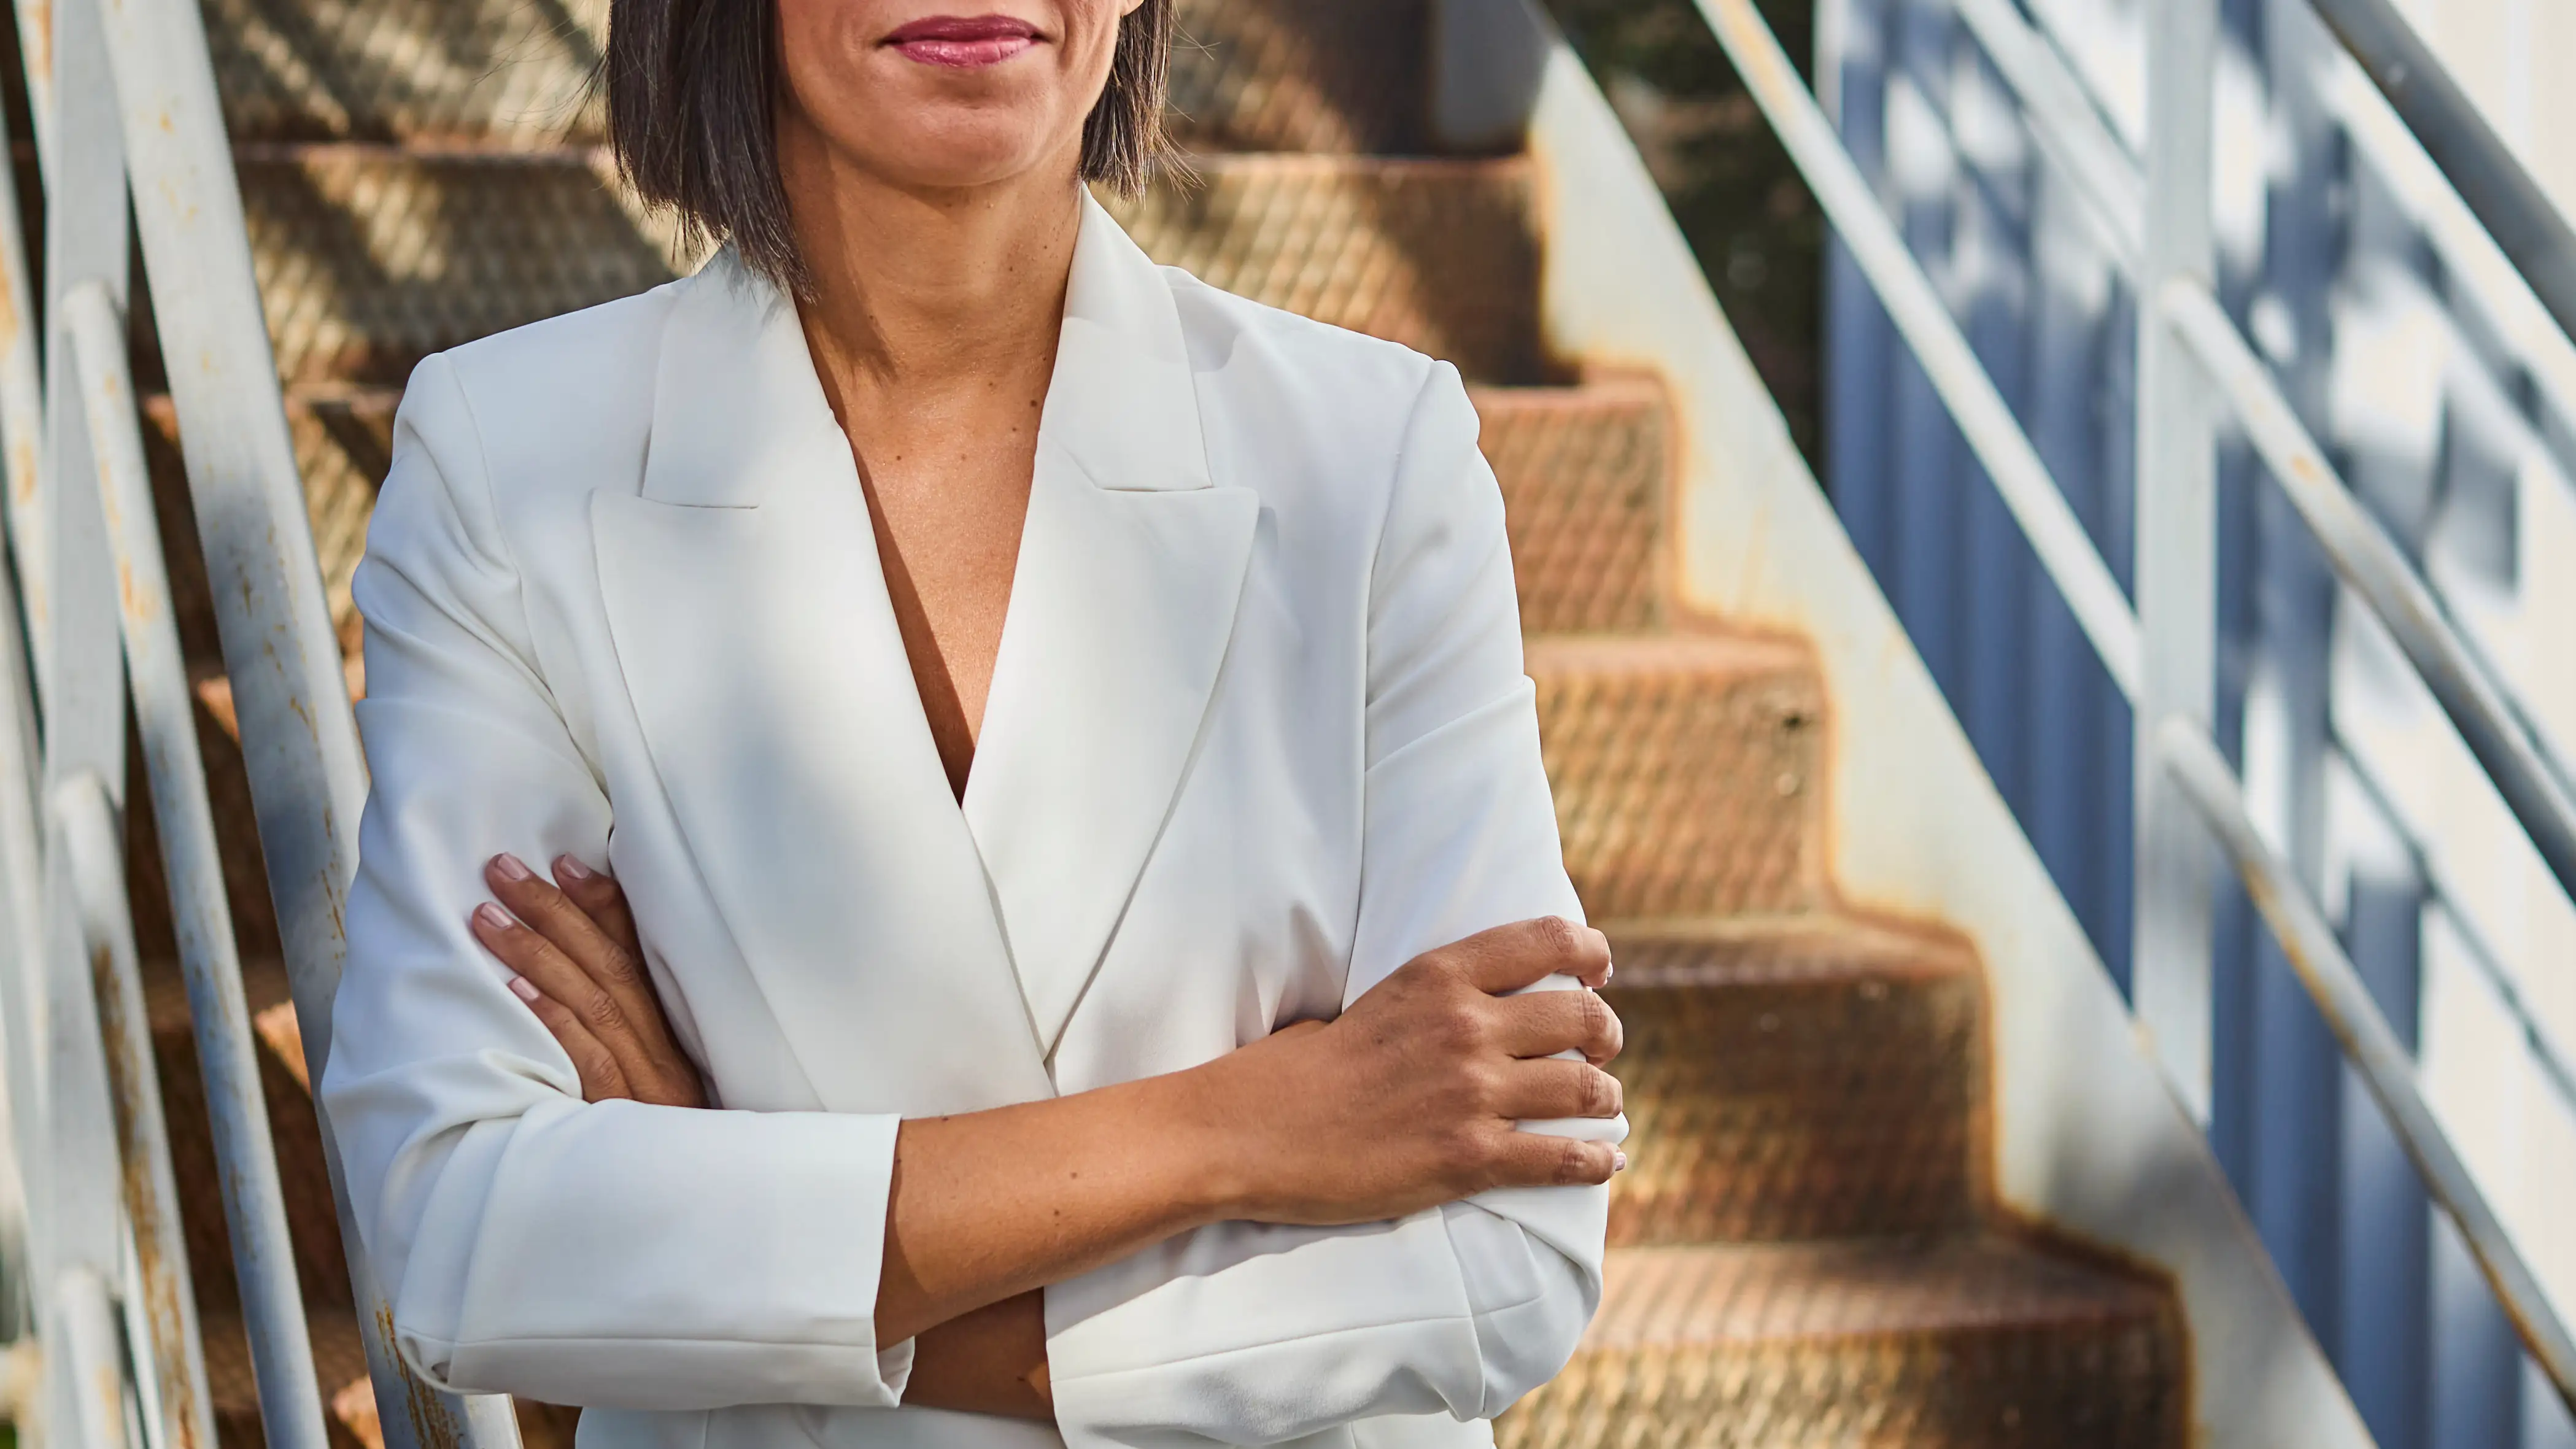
[93,1,2200,1445]
[21,0,2572,1442]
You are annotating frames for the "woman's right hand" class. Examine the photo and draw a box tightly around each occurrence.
[1185,917,1625,1226]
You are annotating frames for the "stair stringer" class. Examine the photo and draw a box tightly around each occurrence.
[1430,3,2375,1443]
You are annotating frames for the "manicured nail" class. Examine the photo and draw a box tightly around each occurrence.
[507,976,540,1003]
[1613,1151,1629,1173]
[474,902,513,931]
[492,853,533,882]
[554,854,595,882]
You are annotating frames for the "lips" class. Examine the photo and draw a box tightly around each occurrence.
[883,14,1041,68]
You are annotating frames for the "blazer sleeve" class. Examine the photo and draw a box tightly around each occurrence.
[1043,360,1619,1447]
[320,354,914,1410]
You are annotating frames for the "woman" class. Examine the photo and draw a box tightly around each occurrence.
[321,0,1627,1445]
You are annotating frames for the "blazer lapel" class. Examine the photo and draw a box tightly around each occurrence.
[964,198,1261,1058]
[592,253,1056,1115]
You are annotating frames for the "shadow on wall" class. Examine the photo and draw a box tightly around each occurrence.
[1538,0,1824,470]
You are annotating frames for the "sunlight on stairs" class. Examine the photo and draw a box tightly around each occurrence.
[114,0,2192,1444]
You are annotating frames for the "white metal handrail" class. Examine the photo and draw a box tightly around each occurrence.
[2159,720,2576,1398]
[1692,0,2144,703]
[0,0,523,1443]
[66,277,335,1449]
[2310,0,2576,344]
[2158,280,2576,901]
[1683,0,2576,1413]
[53,769,216,1449]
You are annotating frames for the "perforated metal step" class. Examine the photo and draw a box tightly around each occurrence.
[1476,381,1672,635]
[1528,635,1828,920]
[200,0,1430,154]
[230,148,1544,387]
[1602,918,1983,1245]
[1504,1237,2185,1449]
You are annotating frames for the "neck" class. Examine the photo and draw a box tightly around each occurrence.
[779,128,1085,398]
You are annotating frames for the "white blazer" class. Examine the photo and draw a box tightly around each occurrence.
[323,193,1615,1449]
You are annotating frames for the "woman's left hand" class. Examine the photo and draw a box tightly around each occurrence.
[471,854,708,1108]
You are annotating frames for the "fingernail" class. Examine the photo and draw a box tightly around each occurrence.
[474,902,513,932]
[554,854,595,882]
[507,976,540,1003]
[493,853,533,882]
[1613,1151,1629,1173]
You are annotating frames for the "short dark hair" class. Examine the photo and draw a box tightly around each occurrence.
[604,1,1179,295]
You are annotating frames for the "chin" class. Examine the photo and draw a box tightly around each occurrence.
[857,109,1075,193]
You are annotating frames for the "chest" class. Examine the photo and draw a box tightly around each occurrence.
[568,466,1367,1116]
[840,390,1045,797]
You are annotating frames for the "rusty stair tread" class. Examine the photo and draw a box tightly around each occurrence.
[1587,1237,2170,1348]
[226,147,1545,386]
[1109,153,1545,381]
[204,0,1429,156]
[1597,916,1984,1246]
[1601,913,1980,987]
[1525,631,1816,678]
[1531,632,1827,919]
[1472,381,1673,635]
[1498,1237,2184,1449]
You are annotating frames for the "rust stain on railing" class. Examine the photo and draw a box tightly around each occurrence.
[379,1302,468,1449]
[92,941,211,1449]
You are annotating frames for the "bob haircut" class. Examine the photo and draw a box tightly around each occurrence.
[603,0,1179,296]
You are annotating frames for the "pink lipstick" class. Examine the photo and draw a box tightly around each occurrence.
[884,14,1040,68]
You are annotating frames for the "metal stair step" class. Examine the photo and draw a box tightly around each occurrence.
[1107,154,1545,381]
[1476,382,1671,635]
[234,147,683,387]
[1600,917,1981,1245]
[231,149,1544,387]
[1499,1236,2184,1449]
[1167,0,1434,154]
[202,0,1429,153]
[204,0,608,148]
[1528,635,1828,920]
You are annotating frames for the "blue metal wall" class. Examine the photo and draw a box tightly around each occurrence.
[1818,1,2574,1444]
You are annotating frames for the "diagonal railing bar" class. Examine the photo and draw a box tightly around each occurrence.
[67,276,335,1449]
[2161,279,2576,906]
[2160,719,2576,1410]
[1693,0,2145,703]
[2336,739,2576,1121]
[52,767,217,1449]
[2308,0,2576,347]
[1947,0,2144,271]
[2317,62,2576,457]
[1667,0,2574,1413]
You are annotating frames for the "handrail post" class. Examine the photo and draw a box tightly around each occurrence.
[2132,0,2223,1122]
